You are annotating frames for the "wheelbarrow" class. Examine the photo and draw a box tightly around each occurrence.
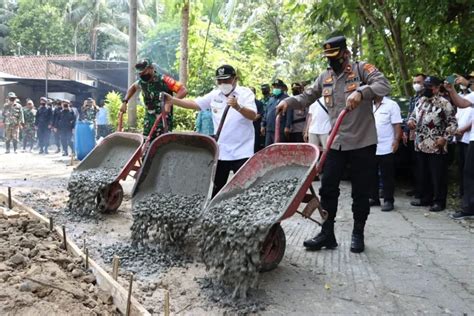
[131,132,219,209]
[209,109,348,271]
[73,101,169,213]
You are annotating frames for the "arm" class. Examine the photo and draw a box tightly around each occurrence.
[357,62,391,100]
[120,83,138,113]
[281,76,323,112]
[227,95,257,121]
[444,83,472,108]
[392,123,402,153]
[168,95,201,111]
[304,113,312,142]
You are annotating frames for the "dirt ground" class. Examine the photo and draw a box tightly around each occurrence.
[1,143,473,315]
[0,205,118,316]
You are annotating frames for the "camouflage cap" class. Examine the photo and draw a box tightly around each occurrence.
[7,92,17,98]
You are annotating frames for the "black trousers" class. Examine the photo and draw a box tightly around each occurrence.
[320,145,376,223]
[370,153,395,203]
[457,142,468,196]
[416,152,448,207]
[289,132,304,143]
[213,158,248,197]
[53,130,60,149]
[37,127,50,151]
[59,129,74,154]
[462,141,474,213]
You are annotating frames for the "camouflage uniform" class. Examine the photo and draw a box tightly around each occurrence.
[135,67,183,138]
[22,107,36,151]
[80,106,98,123]
[3,101,24,152]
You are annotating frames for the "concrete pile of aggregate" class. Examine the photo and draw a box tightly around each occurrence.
[131,193,205,249]
[66,168,120,217]
[100,242,192,277]
[198,177,300,298]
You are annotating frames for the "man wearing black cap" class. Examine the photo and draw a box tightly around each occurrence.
[163,64,257,196]
[35,96,53,154]
[286,82,307,142]
[261,79,290,146]
[408,76,457,212]
[276,35,391,253]
[120,58,187,138]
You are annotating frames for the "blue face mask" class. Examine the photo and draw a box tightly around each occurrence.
[273,88,282,96]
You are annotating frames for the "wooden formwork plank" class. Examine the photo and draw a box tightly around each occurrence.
[0,193,151,316]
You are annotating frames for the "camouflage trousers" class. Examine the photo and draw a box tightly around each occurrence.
[22,126,36,149]
[143,112,172,140]
[5,124,20,141]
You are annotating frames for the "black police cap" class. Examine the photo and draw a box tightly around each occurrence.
[424,76,442,86]
[260,84,270,90]
[323,36,347,57]
[272,79,286,87]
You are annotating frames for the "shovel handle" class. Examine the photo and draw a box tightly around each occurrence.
[275,113,282,143]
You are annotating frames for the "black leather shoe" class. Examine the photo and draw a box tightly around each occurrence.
[303,231,338,250]
[429,204,444,212]
[369,199,381,207]
[406,190,416,197]
[410,200,431,207]
[381,201,394,212]
[350,233,365,253]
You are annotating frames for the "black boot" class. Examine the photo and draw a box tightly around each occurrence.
[303,220,338,250]
[5,140,10,153]
[350,221,365,253]
[12,140,17,153]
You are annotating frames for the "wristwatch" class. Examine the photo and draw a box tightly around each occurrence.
[122,99,128,103]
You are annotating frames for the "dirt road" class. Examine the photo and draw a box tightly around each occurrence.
[1,144,473,315]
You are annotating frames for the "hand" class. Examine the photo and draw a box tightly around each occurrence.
[443,82,455,93]
[402,132,408,146]
[455,76,469,87]
[164,101,172,114]
[260,127,265,136]
[345,91,362,110]
[54,128,58,132]
[255,113,261,120]
[407,120,416,130]
[303,132,308,142]
[227,96,239,111]
[276,101,288,115]
[436,137,447,148]
[284,127,290,138]
[455,128,463,136]
[120,102,127,113]
[392,141,399,153]
[48,124,52,129]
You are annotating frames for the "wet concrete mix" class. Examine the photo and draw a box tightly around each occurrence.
[130,193,205,249]
[198,177,300,298]
[66,168,120,217]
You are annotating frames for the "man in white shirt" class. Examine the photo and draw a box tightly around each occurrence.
[444,74,474,219]
[164,65,257,196]
[455,94,472,198]
[96,100,111,139]
[304,96,331,149]
[369,95,402,212]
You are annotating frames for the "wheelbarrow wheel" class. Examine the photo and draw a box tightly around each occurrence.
[259,223,286,272]
[98,182,123,213]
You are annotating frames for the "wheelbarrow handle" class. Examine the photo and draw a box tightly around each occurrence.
[117,111,123,132]
[275,113,282,143]
[316,109,348,173]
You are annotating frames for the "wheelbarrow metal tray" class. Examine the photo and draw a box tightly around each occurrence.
[210,143,320,222]
[131,132,219,207]
[75,132,144,182]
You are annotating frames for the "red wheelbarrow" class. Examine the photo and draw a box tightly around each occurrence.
[74,104,169,213]
[209,109,348,271]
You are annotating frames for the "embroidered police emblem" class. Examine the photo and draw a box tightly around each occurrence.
[218,68,225,76]
[325,44,331,49]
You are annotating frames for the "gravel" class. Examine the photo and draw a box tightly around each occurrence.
[130,193,205,249]
[66,168,120,217]
[198,178,300,298]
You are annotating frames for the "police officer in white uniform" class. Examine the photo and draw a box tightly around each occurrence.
[165,65,257,196]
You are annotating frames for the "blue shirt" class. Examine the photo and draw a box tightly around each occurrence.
[261,93,289,132]
[96,107,109,125]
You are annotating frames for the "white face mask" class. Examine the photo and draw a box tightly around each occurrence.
[413,83,422,92]
[218,83,234,95]
[460,85,467,90]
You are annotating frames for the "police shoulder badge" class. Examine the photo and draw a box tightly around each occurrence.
[363,63,377,74]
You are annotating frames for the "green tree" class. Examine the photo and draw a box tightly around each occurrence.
[8,0,74,55]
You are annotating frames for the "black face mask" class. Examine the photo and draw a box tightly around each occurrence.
[328,57,345,73]
[140,73,152,82]
[423,87,434,98]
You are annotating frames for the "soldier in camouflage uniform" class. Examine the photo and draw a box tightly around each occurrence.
[120,59,187,139]
[3,92,24,153]
[80,98,99,124]
[22,100,36,152]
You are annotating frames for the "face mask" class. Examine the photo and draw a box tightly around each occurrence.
[423,88,434,98]
[328,57,345,73]
[218,83,234,95]
[273,88,282,96]
[40,102,46,106]
[413,83,422,92]
[292,89,301,96]
[140,73,152,82]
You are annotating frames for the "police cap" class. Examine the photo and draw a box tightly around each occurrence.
[260,84,270,90]
[323,36,347,58]
[272,79,286,87]
[215,65,236,80]
[424,76,442,87]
